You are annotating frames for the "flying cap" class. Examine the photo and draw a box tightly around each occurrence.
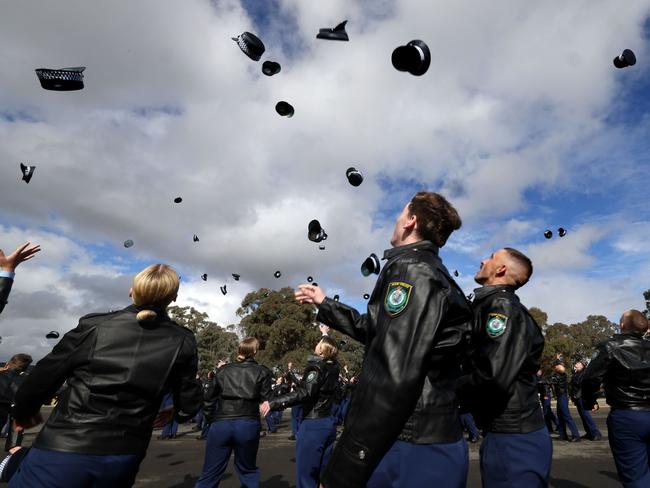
[274,270,282,278]
[262,61,281,76]
[232,32,265,61]
[232,273,241,281]
[275,101,294,117]
[544,230,553,239]
[346,167,363,187]
[363,293,370,300]
[20,163,35,184]
[193,234,199,242]
[391,40,431,76]
[174,197,182,203]
[613,49,636,69]
[201,274,208,281]
[46,331,59,339]
[308,220,328,243]
[361,253,380,276]
[317,20,349,41]
[558,227,567,237]
[220,285,227,295]
[123,240,134,248]
[35,67,85,91]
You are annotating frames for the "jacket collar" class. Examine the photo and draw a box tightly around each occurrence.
[124,304,170,319]
[472,284,518,302]
[382,240,439,261]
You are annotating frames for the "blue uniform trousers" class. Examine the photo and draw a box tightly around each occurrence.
[574,398,601,438]
[460,413,481,441]
[607,409,650,488]
[161,419,179,438]
[480,427,552,488]
[542,397,559,432]
[295,417,337,488]
[336,396,351,426]
[367,437,469,488]
[556,394,580,440]
[265,411,281,433]
[8,447,143,488]
[195,418,261,488]
[291,406,302,438]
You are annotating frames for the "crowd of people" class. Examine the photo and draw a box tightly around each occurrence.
[0,191,648,488]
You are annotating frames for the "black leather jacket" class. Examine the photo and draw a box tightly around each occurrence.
[12,305,202,455]
[551,372,569,397]
[204,358,272,423]
[316,241,473,488]
[0,370,28,409]
[458,285,545,434]
[269,356,340,419]
[569,370,584,401]
[0,276,13,315]
[536,376,552,401]
[582,334,650,410]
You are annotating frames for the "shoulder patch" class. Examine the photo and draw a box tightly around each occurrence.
[306,371,318,383]
[384,282,413,317]
[486,313,508,338]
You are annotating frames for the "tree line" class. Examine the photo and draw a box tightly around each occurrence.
[170,287,650,378]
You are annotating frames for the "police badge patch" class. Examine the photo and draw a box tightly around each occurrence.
[486,313,508,338]
[306,371,318,383]
[384,282,413,317]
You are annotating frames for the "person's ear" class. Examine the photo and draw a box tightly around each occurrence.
[404,213,417,231]
[128,288,133,298]
[495,264,507,278]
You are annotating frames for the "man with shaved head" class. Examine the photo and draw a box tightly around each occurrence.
[458,248,551,487]
[582,309,650,487]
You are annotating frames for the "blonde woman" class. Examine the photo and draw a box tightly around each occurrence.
[196,338,272,488]
[261,336,340,488]
[9,264,202,488]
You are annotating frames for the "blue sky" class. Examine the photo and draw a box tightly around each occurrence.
[0,0,649,359]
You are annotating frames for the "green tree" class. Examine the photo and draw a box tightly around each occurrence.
[168,305,238,375]
[237,287,364,374]
[529,307,548,331]
[643,289,650,320]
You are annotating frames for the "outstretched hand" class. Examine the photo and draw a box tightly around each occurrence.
[0,242,41,272]
[295,284,326,306]
[260,401,271,417]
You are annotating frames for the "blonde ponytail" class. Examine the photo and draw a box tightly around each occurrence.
[131,264,180,321]
[136,310,158,322]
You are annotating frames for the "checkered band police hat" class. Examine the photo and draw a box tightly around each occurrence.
[35,67,85,91]
[232,32,265,62]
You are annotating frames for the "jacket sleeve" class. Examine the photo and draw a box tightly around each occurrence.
[457,298,530,407]
[13,318,96,422]
[581,343,611,409]
[322,260,449,488]
[0,276,14,315]
[169,332,202,422]
[203,376,222,423]
[317,297,370,344]
[269,365,322,411]
[260,367,273,402]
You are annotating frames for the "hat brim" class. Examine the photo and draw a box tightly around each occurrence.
[406,40,430,76]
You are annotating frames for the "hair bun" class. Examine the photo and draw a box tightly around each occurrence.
[136,310,158,322]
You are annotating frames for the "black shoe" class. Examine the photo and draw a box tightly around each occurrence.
[288,435,296,440]
[590,435,603,441]
[568,437,581,442]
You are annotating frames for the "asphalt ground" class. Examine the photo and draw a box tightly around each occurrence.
[12,405,621,487]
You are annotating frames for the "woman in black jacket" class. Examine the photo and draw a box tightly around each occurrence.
[195,337,272,488]
[9,263,202,488]
[261,336,340,488]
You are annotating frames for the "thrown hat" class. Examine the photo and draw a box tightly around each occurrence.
[361,253,380,276]
[201,274,208,281]
[123,239,134,248]
[391,40,431,76]
[307,276,314,283]
[35,67,85,91]
[363,293,370,300]
[275,101,294,117]
[193,234,199,242]
[220,285,227,295]
[333,294,340,301]
[308,220,328,243]
[317,20,349,41]
[262,61,281,76]
[45,331,59,339]
[20,163,35,184]
[312,282,318,287]
[232,32,265,61]
[174,197,182,203]
[544,230,553,239]
[613,49,636,69]
[274,270,282,278]
[558,227,567,237]
[232,273,240,281]
[319,245,326,250]
[453,270,459,277]
[346,167,363,187]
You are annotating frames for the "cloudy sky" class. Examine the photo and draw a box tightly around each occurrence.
[1,0,649,360]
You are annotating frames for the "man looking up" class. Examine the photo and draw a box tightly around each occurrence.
[295,192,473,488]
[458,248,551,488]
[582,309,650,487]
